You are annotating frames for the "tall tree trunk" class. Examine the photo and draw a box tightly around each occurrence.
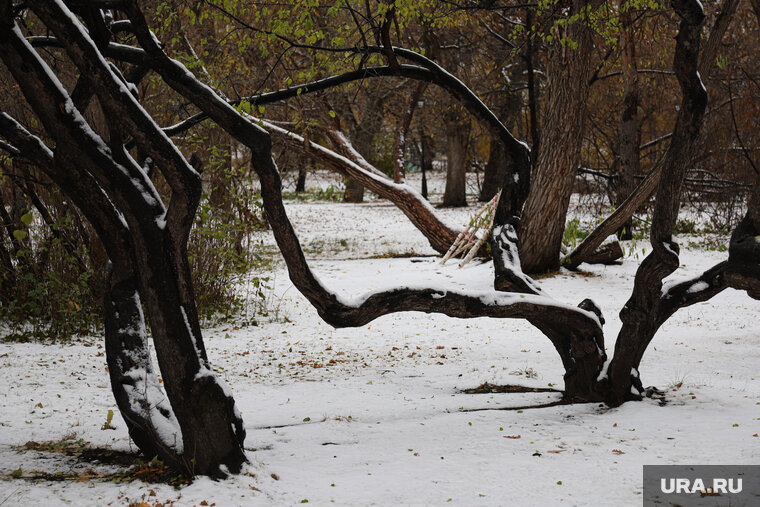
[443,120,468,207]
[419,125,431,199]
[518,2,596,273]
[561,0,740,270]
[616,1,640,240]
[0,3,248,476]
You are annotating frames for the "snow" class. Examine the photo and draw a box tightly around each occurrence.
[119,292,183,453]
[687,281,709,294]
[1,193,758,505]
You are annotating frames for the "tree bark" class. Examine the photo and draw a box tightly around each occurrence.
[2,3,247,476]
[103,259,184,466]
[120,6,606,403]
[270,122,462,255]
[479,141,506,202]
[295,164,307,193]
[606,0,708,406]
[616,1,640,240]
[443,118,469,207]
[518,1,597,273]
[563,0,740,269]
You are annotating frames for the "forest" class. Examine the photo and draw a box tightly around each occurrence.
[0,0,758,504]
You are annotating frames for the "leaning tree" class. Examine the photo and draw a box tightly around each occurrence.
[1,0,758,478]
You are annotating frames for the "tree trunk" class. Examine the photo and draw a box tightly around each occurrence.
[518,2,596,273]
[342,94,385,203]
[616,1,640,240]
[393,82,427,183]
[419,126,431,199]
[561,0,739,270]
[296,164,307,193]
[606,0,708,405]
[131,226,246,476]
[443,120,468,207]
[103,259,183,466]
[0,3,248,476]
[344,177,365,202]
[479,141,506,202]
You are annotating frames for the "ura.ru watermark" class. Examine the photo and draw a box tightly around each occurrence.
[643,465,759,506]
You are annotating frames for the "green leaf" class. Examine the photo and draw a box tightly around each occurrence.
[328,110,336,118]
[20,212,33,226]
[303,416,311,422]
[12,467,22,478]
[13,229,27,242]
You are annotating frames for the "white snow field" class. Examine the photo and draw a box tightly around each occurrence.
[1,183,758,506]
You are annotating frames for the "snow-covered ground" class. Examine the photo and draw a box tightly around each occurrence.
[1,180,758,506]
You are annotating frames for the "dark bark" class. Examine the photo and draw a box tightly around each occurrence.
[344,176,365,202]
[419,126,431,199]
[698,0,740,84]
[295,165,307,193]
[103,259,183,467]
[0,115,174,462]
[582,238,624,265]
[479,141,506,202]
[606,0,708,406]
[2,3,246,476]
[616,2,640,240]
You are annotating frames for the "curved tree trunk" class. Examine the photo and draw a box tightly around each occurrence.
[561,0,740,270]
[0,3,248,476]
[606,0,708,405]
[103,259,184,466]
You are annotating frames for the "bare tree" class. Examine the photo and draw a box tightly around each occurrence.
[0,0,245,476]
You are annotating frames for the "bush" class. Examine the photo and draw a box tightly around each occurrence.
[0,212,101,341]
